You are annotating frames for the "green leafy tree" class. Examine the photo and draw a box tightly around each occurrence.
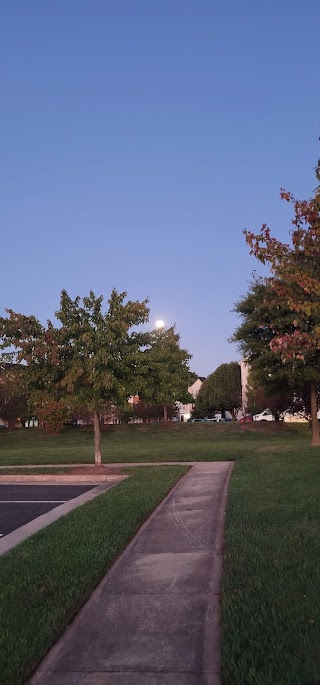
[242,156,320,444]
[233,278,302,394]
[194,362,241,419]
[140,326,194,421]
[233,280,320,426]
[245,369,295,421]
[116,403,134,424]
[0,289,149,464]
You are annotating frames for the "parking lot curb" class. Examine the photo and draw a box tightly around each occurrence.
[0,474,126,484]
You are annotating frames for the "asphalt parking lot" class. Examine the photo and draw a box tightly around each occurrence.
[0,484,97,537]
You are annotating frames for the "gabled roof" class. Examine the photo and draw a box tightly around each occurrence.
[198,376,206,382]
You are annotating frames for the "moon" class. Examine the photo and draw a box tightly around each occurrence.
[155,320,165,329]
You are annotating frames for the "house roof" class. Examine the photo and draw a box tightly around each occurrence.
[198,376,206,382]
[0,362,22,373]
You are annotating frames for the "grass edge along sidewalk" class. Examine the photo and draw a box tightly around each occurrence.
[0,465,189,685]
[221,450,320,685]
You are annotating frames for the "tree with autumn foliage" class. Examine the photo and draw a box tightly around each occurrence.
[240,156,320,444]
[139,326,194,421]
[0,289,150,464]
[0,364,29,429]
[37,399,67,433]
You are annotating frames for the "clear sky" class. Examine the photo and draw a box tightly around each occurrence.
[1,1,319,376]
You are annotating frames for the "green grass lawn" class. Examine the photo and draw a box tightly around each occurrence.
[221,448,320,685]
[0,421,314,465]
[1,423,320,683]
[0,465,189,685]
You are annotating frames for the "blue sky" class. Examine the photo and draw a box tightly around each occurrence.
[1,1,319,376]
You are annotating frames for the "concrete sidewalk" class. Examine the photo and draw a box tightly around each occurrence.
[30,462,233,685]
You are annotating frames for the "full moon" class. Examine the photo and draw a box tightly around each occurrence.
[155,320,165,329]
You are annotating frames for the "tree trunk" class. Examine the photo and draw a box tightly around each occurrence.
[93,411,102,465]
[163,405,168,421]
[310,381,320,446]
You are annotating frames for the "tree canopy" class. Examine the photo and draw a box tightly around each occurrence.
[244,365,298,421]
[0,289,150,463]
[139,326,194,420]
[236,155,320,444]
[0,364,29,429]
[233,279,306,394]
[194,362,241,418]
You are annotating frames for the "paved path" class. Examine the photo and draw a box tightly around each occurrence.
[30,462,233,685]
[0,484,96,536]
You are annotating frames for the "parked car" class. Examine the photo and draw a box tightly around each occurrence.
[188,415,231,423]
[239,415,253,423]
[252,409,274,422]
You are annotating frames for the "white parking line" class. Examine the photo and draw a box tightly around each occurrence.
[0,500,66,504]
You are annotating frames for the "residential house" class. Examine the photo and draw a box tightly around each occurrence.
[176,377,206,422]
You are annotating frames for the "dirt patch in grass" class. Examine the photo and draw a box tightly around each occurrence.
[66,465,124,475]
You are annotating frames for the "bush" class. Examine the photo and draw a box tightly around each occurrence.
[37,400,65,433]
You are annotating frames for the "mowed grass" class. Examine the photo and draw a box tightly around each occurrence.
[0,465,189,685]
[0,421,314,465]
[221,449,320,685]
[1,423,320,683]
